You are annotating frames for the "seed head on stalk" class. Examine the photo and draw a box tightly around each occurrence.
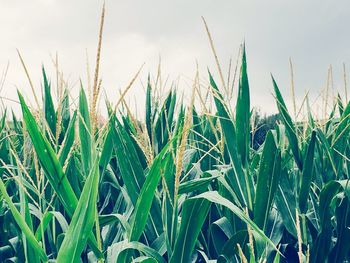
[91,2,105,134]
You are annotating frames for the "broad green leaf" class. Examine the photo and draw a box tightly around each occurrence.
[146,75,152,145]
[311,180,350,263]
[18,91,102,258]
[209,71,253,209]
[254,131,281,230]
[272,76,302,170]
[58,110,77,165]
[154,90,176,154]
[79,87,92,177]
[19,171,40,262]
[275,169,298,238]
[332,100,350,176]
[34,212,53,242]
[316,127,338,178]
[133,256,157,263]
[328,195,350,262]
[0,172,47,262]
[99,213,130,232]
[299,130,316,213]
[235,45,250,165]
[129,145,170,242]
[217,230,248,263]
[42,66,57,136]
[18,91,77,214]
[106,241,166,263]
[169,198,211,263]
[337,93,344,116]
[178,174,220,194]
[99,125,114,176]
[111,115,163,243]
[0,109,6,134]
[56,156,99,263]
[311,181,341,263]
[35,211,69,241]
[210,217,233,255]
[190,191,280,252]
[60,89,71,133]
[111,116,145,205]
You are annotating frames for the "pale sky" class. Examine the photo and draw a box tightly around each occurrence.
[0,1,349,116]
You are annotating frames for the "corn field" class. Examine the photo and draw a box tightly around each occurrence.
[1,12,350,263]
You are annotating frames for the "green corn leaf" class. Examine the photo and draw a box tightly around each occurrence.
[299,130,316,213]
[209,71,253,209]
[154,91,176,154]
[99,125,114,176]
[254,131,281,231]
[273,251,281,263]
[316,127,338,178]
[328,195,350,263]
[18,91,102,258]
[217,230,248,263]
[60,89,71,133]
[18,172,40,262]
[129,145,170,242]
[272,76,302,171]
[122,117,148,169]
[0,173,47,262]
[99,213,130,232]
[192,191,280,252]
[325,103,336,134]
[178,174,220,195]
[310,180,350,262]
[0,109,7,134]
[332,100,350,176]
[42,66,57,136]
[58,110,77,165]
[162,148,177,251]
[235,44,250,165]
[306,96,315,131]
[106,241,166,263]
[169,198,211,263]
[35,212,53,242]
[311,181,341,263]
[337,93,344,116]
[111,115,163,243]
[146,74,152,145]
[275,169,298,238]
[210,217,234,255]
[56,156,99,263]
[133,256,158,263]
[18,91,77,214]
[79,87,92,177]
[34,211,69,243]
[111,116,145,205]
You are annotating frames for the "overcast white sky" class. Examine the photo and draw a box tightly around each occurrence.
[0,0,349,116]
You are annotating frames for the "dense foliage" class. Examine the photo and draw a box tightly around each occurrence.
[0,48,349,263]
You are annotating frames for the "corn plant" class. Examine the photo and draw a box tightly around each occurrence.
[0,43,349,263]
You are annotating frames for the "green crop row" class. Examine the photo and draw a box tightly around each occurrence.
[0,46,349,263]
